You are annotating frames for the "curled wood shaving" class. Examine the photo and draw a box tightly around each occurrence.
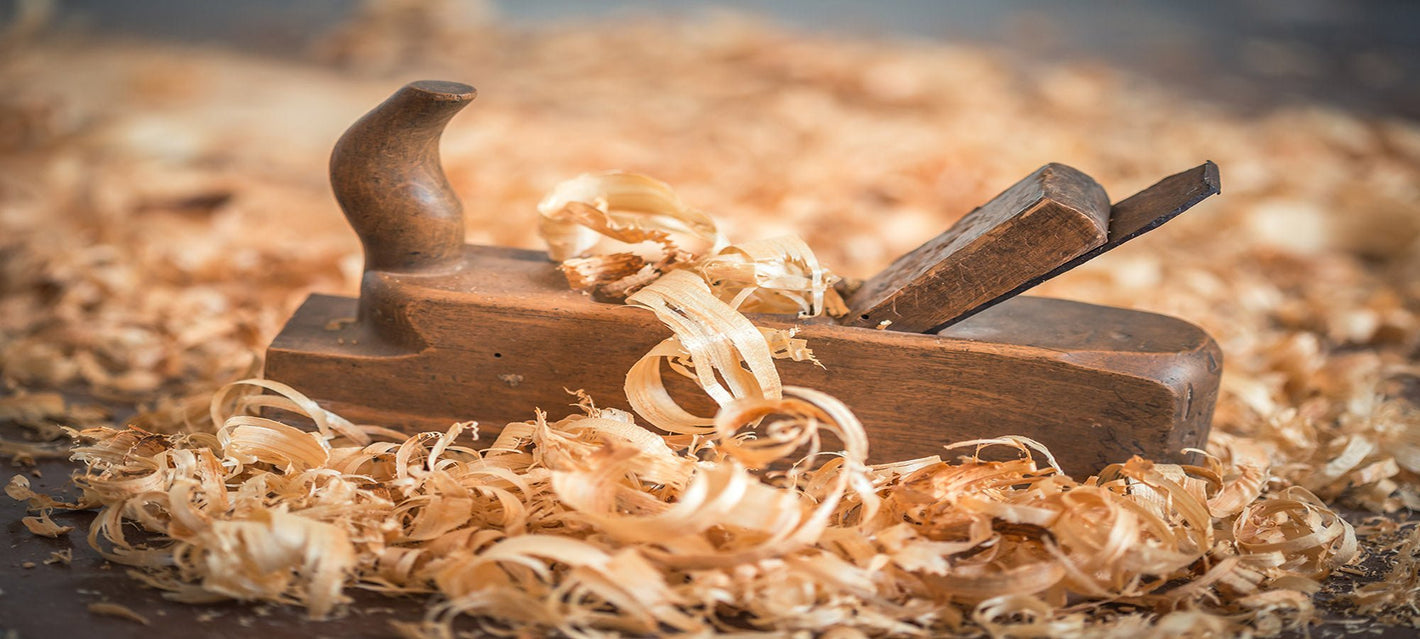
[699,236,847,318]
[558,252,651,298]
[1234,487,1358,580]
[21,510,71,537]
[549,173,843,438]
[624,269,783,434]
[537,172,723,262]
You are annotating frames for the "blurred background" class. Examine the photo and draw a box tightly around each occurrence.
[32,0,1420,119]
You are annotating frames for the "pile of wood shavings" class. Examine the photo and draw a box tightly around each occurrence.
[4,381,1359,636]
[1,4,1419,635]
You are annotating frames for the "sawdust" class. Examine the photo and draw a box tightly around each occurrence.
[1,2,1418,636]
[86,602,152,626]
[43,548,72,566]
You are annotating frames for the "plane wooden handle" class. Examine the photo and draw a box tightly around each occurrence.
[330,80,476,273]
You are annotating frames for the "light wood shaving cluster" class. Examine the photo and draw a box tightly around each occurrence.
[2,3,1418,636]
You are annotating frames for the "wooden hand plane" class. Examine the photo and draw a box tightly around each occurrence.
[264,80,1222,477]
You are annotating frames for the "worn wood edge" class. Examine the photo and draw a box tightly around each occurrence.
[843,163,1110,332]
[1106,160,1220,242]
[928,162,1223,331]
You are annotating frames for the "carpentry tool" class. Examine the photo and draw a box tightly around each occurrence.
[265,80,1223,476]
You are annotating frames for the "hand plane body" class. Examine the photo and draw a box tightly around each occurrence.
[265,81,1223,477]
